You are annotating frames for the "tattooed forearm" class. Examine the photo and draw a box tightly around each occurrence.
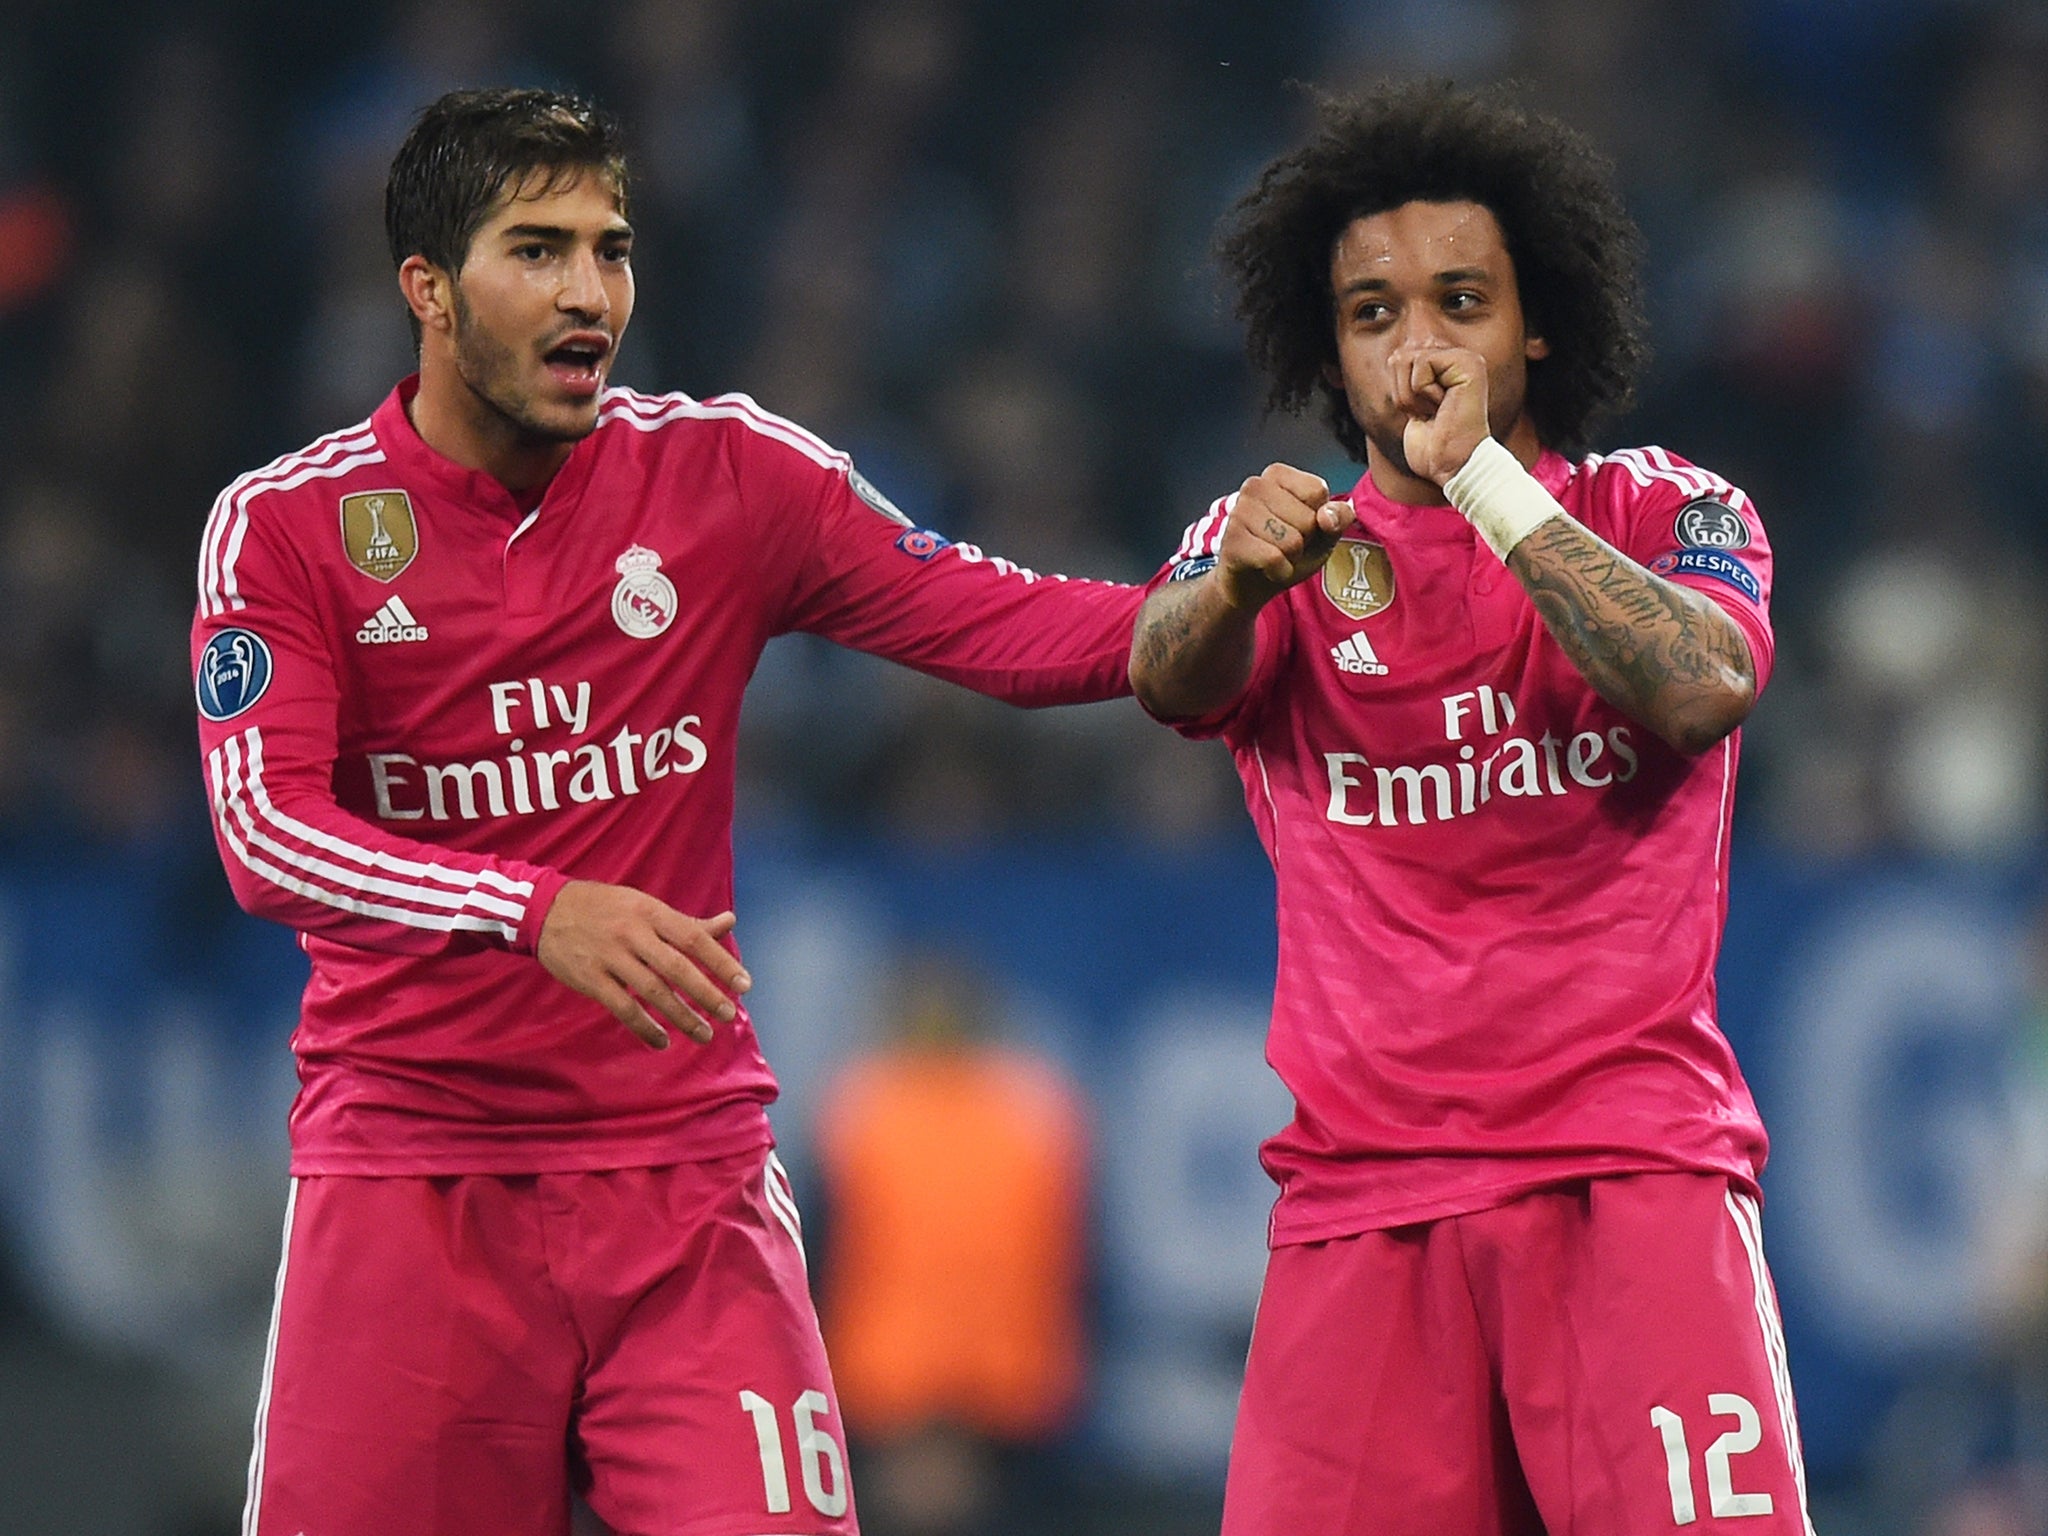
[1129,577,1259,719]
[1131,581,1202,680]
[1507,518,1756,754]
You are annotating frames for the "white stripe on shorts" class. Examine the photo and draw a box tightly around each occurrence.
[764,1151,806,1264]
[1723,1189,1817,1536]
[243,1178,298,1536]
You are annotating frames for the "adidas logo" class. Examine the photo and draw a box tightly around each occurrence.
[356,595,428,644]
[1330,631,1387,675]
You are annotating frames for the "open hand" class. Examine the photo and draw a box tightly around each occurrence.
[536,880,752,1050]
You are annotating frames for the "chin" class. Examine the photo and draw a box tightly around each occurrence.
[529,402,603,442]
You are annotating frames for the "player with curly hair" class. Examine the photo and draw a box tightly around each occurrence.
[1131,80,1811,1535]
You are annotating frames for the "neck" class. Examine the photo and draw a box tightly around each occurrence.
[408,355,574,497]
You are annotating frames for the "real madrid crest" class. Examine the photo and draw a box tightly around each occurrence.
[340,490,419,581]
[612,545,678,638]
[1320,539,1396,621]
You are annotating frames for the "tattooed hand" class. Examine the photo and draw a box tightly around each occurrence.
[1129,465,1355,719]
[1216,464,1357,611]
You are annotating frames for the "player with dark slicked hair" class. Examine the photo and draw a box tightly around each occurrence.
[1131,79,1813,1536]
[194,85,1142,1536]
[381,86,635,348]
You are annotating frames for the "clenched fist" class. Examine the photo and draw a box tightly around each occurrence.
[1216,463,1357,612]
[1389,343,1492,486]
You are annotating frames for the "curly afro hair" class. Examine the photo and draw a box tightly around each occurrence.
[1218,79,1648,462]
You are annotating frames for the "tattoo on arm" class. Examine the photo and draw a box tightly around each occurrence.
[1507,518,1757,753]
[1130,577,1257,718]
[1132,581,1201,680]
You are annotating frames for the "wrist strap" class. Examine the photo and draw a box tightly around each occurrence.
[1442,437,1565,562]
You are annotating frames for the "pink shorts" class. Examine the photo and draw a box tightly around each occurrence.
[244,1150,858,1536]
[1223,1173,1813,1536]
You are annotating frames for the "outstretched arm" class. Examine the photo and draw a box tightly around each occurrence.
[1395,345,1755,754]
[1129,466,1354,719]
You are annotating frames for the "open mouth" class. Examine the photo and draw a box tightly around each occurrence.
[543,333,611,397]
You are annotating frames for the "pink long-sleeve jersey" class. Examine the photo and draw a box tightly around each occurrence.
[194,379,1142,1175]
[1156,445,1776,1245]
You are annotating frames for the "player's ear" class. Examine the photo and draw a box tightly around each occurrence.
[1525,332,1551,361]
[399,255,456,337]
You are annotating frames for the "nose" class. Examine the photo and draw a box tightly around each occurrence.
[1395,307,1449,351]
[558,248,608,319]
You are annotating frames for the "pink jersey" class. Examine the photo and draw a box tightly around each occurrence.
[195,379,1142,1176]
[1157,446,1775,1245]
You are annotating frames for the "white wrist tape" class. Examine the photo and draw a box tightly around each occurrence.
[1442,437,1566,562]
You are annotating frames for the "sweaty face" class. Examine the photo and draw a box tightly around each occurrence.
[1328,200,1549,482]
[446,170,635,444]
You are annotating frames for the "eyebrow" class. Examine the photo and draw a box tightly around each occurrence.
[1337,265,1492,298]
[496,222,634,242]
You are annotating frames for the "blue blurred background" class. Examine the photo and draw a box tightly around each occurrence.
[1,0,2046,1531]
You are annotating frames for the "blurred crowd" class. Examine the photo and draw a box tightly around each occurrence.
[2,0,2045,868]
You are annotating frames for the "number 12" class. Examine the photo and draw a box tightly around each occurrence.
[1649,1394,1775,1524]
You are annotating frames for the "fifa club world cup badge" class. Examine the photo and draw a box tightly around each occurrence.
[611,545,678,639]
[339,490,419,582]
[1320,539,1396,621]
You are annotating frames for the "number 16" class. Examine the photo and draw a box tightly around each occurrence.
[738,1389,849,1518]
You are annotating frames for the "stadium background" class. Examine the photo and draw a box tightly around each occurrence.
[1,0,2046,1530]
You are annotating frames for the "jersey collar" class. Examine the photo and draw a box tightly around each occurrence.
[1344,445,1572,542]
[372,375,603,525]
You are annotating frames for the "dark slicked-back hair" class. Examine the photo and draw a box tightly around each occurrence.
[385,86,630,345]
[1219,80,1648,461]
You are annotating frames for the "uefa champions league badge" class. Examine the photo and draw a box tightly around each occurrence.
[196,628,274,720]
[849,467,913,527]
[611,545,678,639]
[1673,496,1750,551]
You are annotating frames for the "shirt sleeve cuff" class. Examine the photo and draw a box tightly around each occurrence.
[512,867,573,956]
